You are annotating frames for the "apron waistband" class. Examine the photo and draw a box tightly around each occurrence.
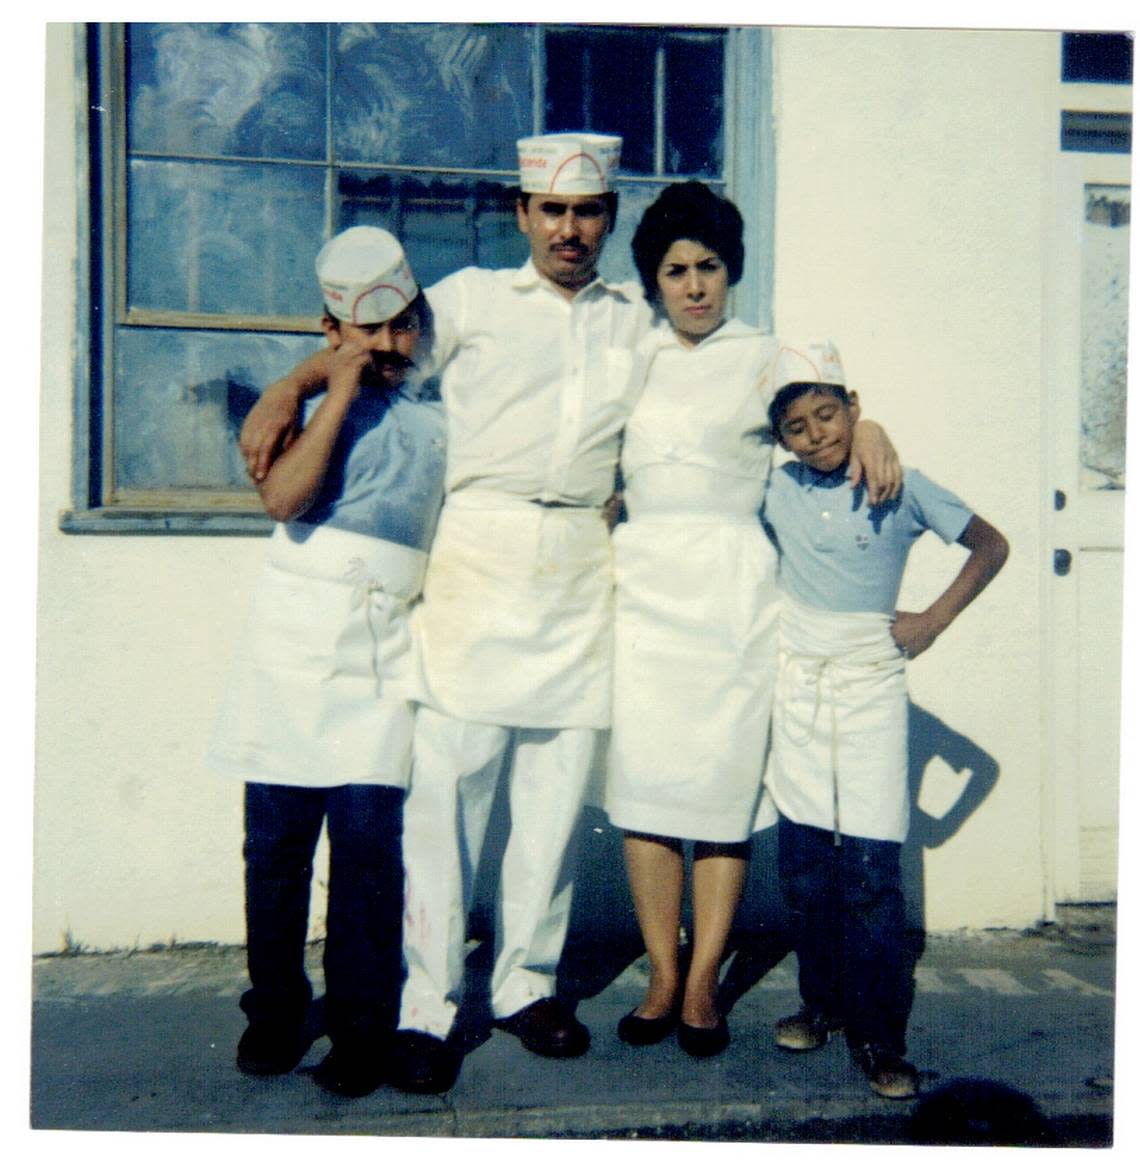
[270,523,428,600]
[445,488,602,513]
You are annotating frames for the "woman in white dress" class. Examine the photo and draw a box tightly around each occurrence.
[605,183,898,1057]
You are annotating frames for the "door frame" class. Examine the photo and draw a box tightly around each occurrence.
[1040,77,1131,912]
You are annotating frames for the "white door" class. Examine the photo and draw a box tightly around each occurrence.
[1044,83,1130,905]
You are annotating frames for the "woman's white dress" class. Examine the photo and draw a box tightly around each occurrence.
[605,319,781,842]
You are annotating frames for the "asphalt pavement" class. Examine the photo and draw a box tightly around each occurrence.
[30,901,1115,1146]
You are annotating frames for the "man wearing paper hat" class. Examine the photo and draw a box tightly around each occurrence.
[512,131,622,295]
[211,225,446,1097]
[241,130,654,1091]
[315,224,420,329]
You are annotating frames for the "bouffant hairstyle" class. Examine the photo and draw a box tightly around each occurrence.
[631,181,745,300]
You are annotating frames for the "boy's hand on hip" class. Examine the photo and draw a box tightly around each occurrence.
[890,611,940,660]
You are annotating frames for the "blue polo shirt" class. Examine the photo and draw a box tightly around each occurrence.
[288,387,446,552]
[762,463,973,614]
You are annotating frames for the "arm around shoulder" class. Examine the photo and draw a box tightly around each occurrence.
[240,348,337,482]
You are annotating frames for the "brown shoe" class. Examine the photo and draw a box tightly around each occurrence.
[774,1007,843,1051]
[494,998,590,1058]
[852,1042,919,1099]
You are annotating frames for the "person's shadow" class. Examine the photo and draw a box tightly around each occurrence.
[719,701,1000,1011]
[556,701,1001,1015]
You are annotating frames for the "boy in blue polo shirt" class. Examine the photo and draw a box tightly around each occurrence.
[760,340,1008,1099]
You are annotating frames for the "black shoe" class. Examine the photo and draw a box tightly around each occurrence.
[617,1006,679,1046]
[494,998,590,1058]
[677,1016,730,1058]
[311,1045,388,1098]
[236,1022,314,1076]
[851,1042,919,1099]
[389,1030,462,1095]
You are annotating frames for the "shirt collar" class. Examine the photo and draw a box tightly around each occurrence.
[511,257,637,303]
[653,315,759,352]
[799,461,852,490]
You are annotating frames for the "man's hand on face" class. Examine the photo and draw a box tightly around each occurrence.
[326,340,377,399]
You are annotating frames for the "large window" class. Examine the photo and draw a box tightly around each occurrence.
[65,23,772,532]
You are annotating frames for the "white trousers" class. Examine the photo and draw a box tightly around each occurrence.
[398,706,597,1037]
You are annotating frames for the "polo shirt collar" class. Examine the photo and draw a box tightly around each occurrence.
[801,462,852,490]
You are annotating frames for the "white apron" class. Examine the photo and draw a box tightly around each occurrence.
[768,594,910,843]
[208,523,427,789]
[605,323,781,842]
[407,491,614,729]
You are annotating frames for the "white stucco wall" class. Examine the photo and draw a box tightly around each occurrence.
[35,24,266,952]
[771,27,1057,928]
[34,24,1087,951]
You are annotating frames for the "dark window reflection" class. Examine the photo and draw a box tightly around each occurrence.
[1062,32,1133,85]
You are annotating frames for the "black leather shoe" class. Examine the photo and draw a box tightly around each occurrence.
[236,1022,313,1076]
[617,1006,679,1046]
[311,1045,387,1098]
[677,1016,730,1058]
[389,1030,462,1095]
[494,998,590,1058]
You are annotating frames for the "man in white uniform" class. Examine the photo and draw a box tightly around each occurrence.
[241,133,652,1094]
[394,133,654,1093]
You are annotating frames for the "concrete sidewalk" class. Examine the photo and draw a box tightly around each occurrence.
[30,906,1114,1145]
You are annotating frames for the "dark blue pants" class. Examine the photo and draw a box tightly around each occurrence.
[777,816,912,1054]
[241,782,405,1051]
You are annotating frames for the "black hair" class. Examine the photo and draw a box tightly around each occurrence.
[631,181,745,300]
[768,381,851,436]
[516,189,619,233]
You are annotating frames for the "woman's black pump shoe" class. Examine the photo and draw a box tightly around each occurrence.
[617,1007,680,1046]
[677,1016,730,1058]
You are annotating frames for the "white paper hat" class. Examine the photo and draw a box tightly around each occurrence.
[315,226,418,326]
[773,340,847,390]
[517,132,622,194]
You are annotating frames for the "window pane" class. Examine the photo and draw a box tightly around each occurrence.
[128,23,328,160]
[1062,32,1133,85]
[544,27,727,177]
[598,180,673,286]
[333,24,533,169]
[113,328,323,491]
[544,29,658,174]
[1080,184,1129,490]
[1061,111,1132,155]
[339,172,526,288]
[664,34,725,176]
[128,160,327,316]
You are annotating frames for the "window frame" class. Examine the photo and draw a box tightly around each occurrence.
[61,22,773,535]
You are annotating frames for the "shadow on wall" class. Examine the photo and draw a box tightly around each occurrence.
[464,701,1000,1014]
[561,701,998,1011]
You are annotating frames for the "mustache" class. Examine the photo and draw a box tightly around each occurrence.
[370,351,415,371]
[360,352,415,389]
